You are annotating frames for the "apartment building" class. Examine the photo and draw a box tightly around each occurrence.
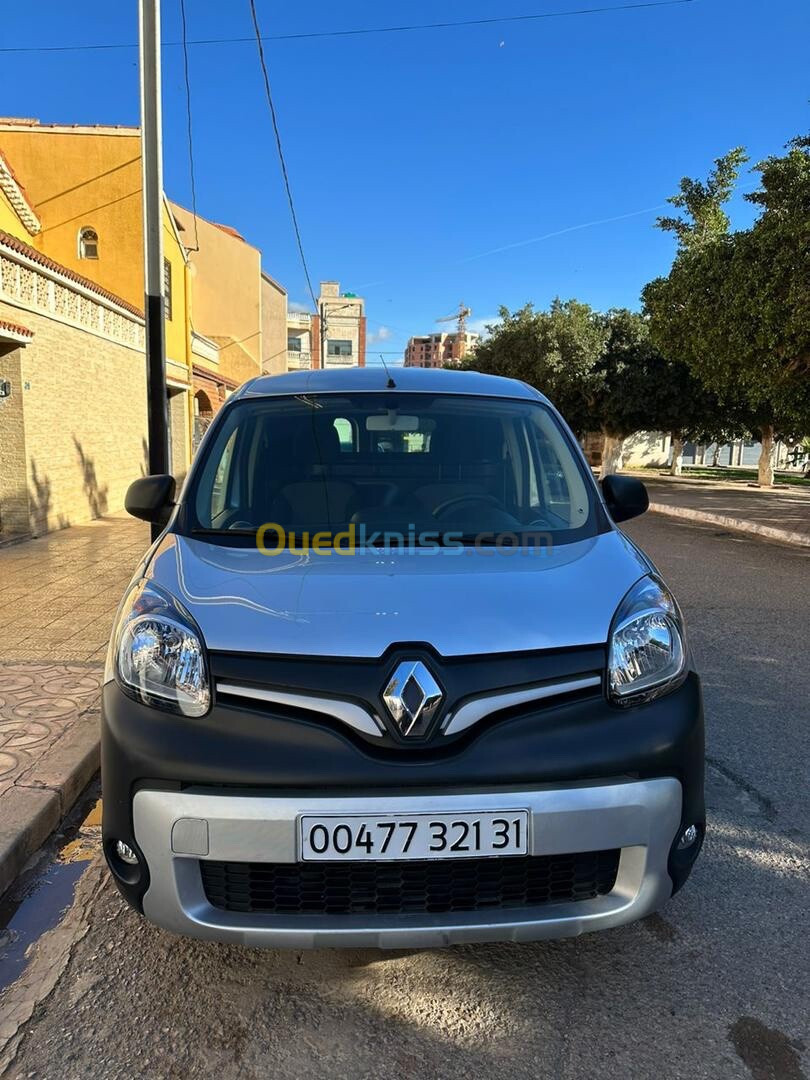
[404,331,479,368]
[286,281,366,370]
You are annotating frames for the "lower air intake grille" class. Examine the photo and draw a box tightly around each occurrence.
[200,850,621,916]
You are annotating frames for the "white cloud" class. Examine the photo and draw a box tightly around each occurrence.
[288,299,312,314]
[368,325,393,344]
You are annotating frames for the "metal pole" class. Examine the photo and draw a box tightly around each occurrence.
[139,0,170,538]
[319,301,326,371]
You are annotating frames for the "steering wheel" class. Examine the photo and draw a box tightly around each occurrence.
[433,492,503,519]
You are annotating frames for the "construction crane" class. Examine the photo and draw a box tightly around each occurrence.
[436,302,471,337]
[436,302,472,365]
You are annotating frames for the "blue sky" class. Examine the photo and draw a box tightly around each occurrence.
[2,0,809,363]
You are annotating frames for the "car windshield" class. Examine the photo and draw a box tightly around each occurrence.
[188,392,599,547]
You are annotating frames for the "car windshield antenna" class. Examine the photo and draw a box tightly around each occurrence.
[379,353,397,389]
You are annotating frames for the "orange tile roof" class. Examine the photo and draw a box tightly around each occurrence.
[0,229,143,318]
[0,317,33,338]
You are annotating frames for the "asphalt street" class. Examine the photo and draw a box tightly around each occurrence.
[1,514,808,1080]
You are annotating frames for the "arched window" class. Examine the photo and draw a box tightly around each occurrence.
[78,227,99,259]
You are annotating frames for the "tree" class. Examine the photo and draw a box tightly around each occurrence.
[656,147,748,251]
[468,299,608,435]
[586,310,743,476]
[644,138,810,485]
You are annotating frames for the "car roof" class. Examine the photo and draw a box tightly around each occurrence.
[233,366,549,404]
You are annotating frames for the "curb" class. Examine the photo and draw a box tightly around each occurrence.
[0,711,100,898]
[648,502,810,549]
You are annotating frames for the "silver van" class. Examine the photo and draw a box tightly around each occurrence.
[103,367,704,948]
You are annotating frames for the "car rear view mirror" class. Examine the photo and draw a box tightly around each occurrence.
[366,413,420,432]
[600,474,649,523]
[125,474,176,525]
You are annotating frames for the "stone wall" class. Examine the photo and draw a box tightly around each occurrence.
[0,344,30,537]
[0,297,149,536]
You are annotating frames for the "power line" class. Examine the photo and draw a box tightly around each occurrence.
[178,0,199,252]
[247,0,318,312]
[0,1,697,54]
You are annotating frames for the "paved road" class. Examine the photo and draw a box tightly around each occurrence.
[1,515,808,1080]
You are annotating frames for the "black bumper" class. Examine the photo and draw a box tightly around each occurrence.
[101,672,705,912]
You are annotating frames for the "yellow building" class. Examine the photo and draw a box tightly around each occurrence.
[1,146,151,538]
[0,118,192,471]
[168,202,270,443]
[0,116,288,528]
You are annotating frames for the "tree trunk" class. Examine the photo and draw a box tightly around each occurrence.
[600,433,625,477]
[669,434,685,476]
[711,443,721,467]
[758,424,775,487]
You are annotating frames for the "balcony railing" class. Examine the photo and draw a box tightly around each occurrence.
[287,350,312,370]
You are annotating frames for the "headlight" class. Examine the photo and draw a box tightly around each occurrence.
[109,581,210,716]
[608,575,686,706]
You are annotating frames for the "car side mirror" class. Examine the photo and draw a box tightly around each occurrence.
[600,474,649,523]
[125,474,176,525]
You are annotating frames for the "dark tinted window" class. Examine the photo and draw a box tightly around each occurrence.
[189,393,597,544]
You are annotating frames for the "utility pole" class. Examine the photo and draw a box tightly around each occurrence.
[138,0,170,539]
[319,300,326,371]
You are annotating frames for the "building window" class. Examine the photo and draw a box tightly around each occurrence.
[327,340,352,357]
[163,258,172,320]
[78,227,99,259]
[287,337,302,352]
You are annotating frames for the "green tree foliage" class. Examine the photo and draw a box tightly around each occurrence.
[471,303,736,473]
[656,148,748,251]
[644,137,810,484]
[468,299,607,435]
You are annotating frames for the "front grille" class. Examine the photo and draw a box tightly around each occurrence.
[200,850,620,917]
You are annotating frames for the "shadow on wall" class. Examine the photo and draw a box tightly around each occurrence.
[28,458,69,536]
[73,436,109,519]
[0,481,33,540]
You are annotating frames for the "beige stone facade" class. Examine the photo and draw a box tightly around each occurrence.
[0,247,148,538]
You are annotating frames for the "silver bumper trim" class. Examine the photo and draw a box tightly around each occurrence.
[442,675,602,735]
[216,681,385,737]
[216,674,603,741]
[133,778,682,949]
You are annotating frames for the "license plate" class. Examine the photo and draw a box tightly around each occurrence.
[299,810,529,862]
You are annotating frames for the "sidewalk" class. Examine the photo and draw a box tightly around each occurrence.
[631,473,810,547]
[0,515,149,895]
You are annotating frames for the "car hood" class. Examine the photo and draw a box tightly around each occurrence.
[144,530,649,658]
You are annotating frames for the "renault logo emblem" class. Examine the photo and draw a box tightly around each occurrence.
[382,660,443,737]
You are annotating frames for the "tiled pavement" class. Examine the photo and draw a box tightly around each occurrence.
[0,514,149,894]
[0,514,149,664]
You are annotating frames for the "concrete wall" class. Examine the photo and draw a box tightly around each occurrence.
[622,432,671,468]
[0,297,147,536]
[261,274,287,375]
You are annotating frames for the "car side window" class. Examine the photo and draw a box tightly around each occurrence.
[210,429,238,522]
[333,417,356,452]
